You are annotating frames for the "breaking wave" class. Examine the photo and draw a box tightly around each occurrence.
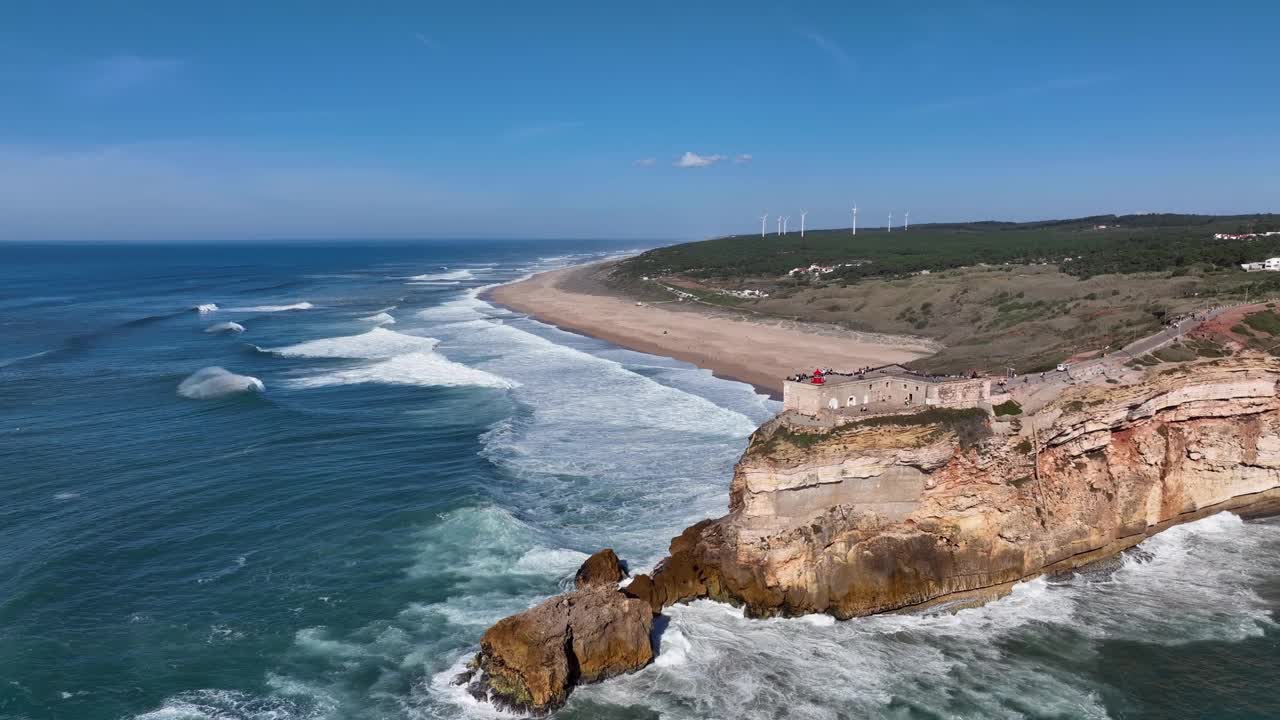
[178,367,265,399]
[194,303,219,314]
[359,311,396,325]
[230,302,314,312]
[204,321,245,334]
[408,269,475,282]
[264,328,438,359]
[285,351,514,390]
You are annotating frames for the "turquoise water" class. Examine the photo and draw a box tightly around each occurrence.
[1,242,1278,720]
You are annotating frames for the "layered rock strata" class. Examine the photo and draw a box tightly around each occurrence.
[469,356,1280,713]
[627,357,1280,618]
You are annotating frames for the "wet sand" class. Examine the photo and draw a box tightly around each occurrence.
[487,264,937,397]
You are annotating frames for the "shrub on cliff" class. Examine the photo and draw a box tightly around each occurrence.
[993,400,1023,416]
[849,407,992,449]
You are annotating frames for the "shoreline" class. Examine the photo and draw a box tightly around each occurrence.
[485,263,936,398]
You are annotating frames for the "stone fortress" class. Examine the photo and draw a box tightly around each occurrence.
[783,364,991,418]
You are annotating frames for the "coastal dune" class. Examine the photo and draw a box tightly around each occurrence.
[488,264,936,395]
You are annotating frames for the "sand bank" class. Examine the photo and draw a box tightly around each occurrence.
[487,264,937,396]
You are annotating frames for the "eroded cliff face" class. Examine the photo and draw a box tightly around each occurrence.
[627,356,1280,619]
[469,356,1280,713]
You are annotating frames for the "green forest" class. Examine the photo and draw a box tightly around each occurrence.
[614,214,1280,282]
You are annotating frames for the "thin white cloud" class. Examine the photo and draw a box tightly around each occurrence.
[75,55,184,97]
[799,30,857,76]
[918,73,1111,113]
[734,154,753,164]
[675,151,726,168]
[504,121,584,141]
[633,157,657,167]
[413,32,438,48]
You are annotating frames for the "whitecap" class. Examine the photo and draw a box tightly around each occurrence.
[133,688,331,720]
[204,321,245,334]
[0,349,52,368]
[286,351,513,390]
[229,302,314,312]
[265,328,438,359]
[511,548,589,576]
[408,269,475,282]
[53,491,80,501]
[193,303,219,314]
[178,367,264,399]
[359,311,396,325]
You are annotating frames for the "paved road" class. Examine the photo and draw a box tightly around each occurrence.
[997,304,1240,395]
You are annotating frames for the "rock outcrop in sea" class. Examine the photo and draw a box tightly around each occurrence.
[466,355,1280,713]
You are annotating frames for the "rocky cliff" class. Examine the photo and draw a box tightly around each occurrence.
[469,355,1280,713]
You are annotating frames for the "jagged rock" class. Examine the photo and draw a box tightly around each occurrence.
[574,548,626,589]
[465,588,652,714]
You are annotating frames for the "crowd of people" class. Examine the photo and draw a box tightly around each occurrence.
[787,365,983,384]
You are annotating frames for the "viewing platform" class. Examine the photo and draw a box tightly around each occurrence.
[783,364,991,417]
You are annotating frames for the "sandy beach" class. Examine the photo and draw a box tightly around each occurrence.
[487,264,937,396]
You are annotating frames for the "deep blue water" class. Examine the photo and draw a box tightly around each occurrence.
[1,241,1278,720]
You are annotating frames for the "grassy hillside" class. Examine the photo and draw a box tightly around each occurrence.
[614,214,1280,281]
[601,213,1280,374]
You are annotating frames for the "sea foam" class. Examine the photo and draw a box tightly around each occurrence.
[286,351,513,390]
[230,302,314,312]
[408,269,475,282]
[178,367,264,399]
[194,303,219,314]
[359,311,396,325]
[204,321,245,334]
[265,327,438,359]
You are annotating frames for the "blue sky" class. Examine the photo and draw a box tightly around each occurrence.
[1,1,1277,241]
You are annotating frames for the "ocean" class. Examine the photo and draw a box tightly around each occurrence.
[1,241,1277,720]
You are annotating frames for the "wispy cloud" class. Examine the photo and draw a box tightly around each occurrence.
[504,121,584,141]
[74,55,184,97]
[675,151,726,168]
[799,30,857,76]
[734,153,753,164]
[918,73,1111,113]
[633,157,657,167]
[413,32,438,49]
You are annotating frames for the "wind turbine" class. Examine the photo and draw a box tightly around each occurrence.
[888,212,893,233]
[905,211,910,231]
[851,204,857,236]
[800,210,807,238]
[760,212,769,238]
[783,215,790,235]
[776,215,782,236]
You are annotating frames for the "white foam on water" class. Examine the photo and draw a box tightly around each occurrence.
[0,349,52,367]
[511,547,589,576]
[229,302,314,312]
[266,327,513,390]
[359,311,396,325]
[285,351,514,390]
[177,367,264,399]
[408,286,766,567]
[193,303,219,314]
[53,491,80,501]
[408,269,475,282]
[204,321,245,334]
[1064,511,1278,645]
[293,627,370,660]
[133,687,335,720]
[266,327,437,359]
